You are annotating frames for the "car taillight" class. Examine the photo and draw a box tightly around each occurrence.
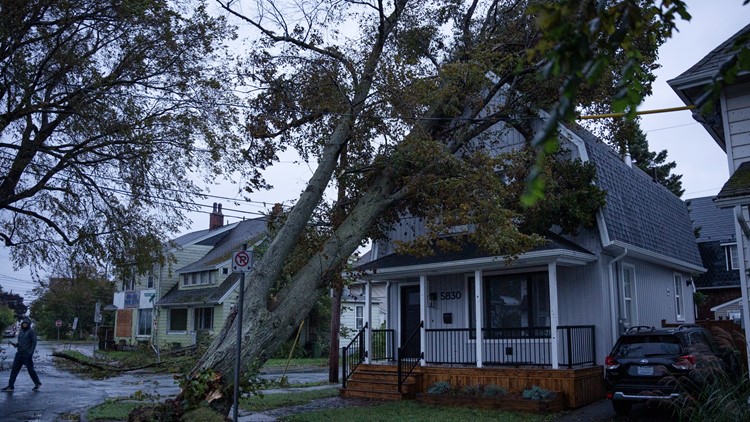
[673,355,696,370]
[605,355,619,369]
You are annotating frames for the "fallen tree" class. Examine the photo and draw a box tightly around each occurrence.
[171,0,695,416]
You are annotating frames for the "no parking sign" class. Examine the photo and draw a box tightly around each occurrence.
[232,250,253,273]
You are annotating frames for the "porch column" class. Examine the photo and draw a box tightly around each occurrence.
[474,270,483,368]
[548,262,559,369]
[420,275,427,365]
[365,280,372,364]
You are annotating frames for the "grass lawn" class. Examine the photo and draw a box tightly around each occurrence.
[240,387,340,411]
[263,357,329,368]
[87,400,149,421]
[282,401,554,422]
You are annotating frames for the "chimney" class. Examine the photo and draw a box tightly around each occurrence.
[621,145,633,168]
[209,202,224,230]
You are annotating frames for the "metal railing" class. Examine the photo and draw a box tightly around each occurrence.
[397,321,423,393]
[422,325,596,367]
[558,325,596,367]
[371,329,395,361]
[341,323,367,388]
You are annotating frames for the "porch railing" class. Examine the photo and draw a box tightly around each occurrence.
[423,325,596,367]
[341,323,367,388]
[397,320,423,393]
[371,329,395,361]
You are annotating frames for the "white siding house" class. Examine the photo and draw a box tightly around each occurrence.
[669,22,750,363]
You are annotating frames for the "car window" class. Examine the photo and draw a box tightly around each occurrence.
[614,335,682,358]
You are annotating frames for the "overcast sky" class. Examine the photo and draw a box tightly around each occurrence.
[2,0,750,302]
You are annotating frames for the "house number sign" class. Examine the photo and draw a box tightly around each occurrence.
[440,291,462,300]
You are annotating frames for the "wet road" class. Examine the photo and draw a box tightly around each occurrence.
[0,340,180,422]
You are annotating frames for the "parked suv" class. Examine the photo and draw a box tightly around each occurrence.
[605,325,741,416]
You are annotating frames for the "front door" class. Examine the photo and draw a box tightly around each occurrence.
[400,285,421,358]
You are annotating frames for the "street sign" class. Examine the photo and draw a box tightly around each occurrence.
[55,319,62,327]
[232,250,253,273]
[72,317,78,329]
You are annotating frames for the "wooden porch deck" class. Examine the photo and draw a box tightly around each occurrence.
[341,363,604,409]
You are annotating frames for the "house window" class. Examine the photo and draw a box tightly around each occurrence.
[191,273,198,285]
[355,305,364,330]
[222,267,229,275]
[147,274,155,289]
[674,274,684,321]
[468,272,549,337]
[168,308,188,331]
[137,309,153,336]
[725,244,739,270]
[194,307,214,331]
[122,278,134,291]
[182,274,188,286]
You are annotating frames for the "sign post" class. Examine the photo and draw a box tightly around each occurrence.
[55,319,62,341]
[232,245,251,422]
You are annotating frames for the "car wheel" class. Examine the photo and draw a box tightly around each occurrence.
[612,400,632,416]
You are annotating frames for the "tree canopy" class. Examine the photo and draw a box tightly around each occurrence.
[29,263,115,339]
[0,0,244,276]
[0,286,27,318]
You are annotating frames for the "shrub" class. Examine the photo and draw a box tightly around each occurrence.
[522,386,554,401]
[427,381,452,395]
[459,384,481,397]
[668,328,750,422]
[482,384,507,398]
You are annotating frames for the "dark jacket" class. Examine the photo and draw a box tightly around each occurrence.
[16,317,37,356]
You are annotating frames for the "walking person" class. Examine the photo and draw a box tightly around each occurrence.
[2,317,41,392]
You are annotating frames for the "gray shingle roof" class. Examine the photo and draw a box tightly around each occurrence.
[357,232,594,271]
[687,196,735,243]
[570,125,702,267]
[177,217,267,273]
[668,22,750,90]
[169,223,236,249]
[694,241,740,289]
[156,273,240,307]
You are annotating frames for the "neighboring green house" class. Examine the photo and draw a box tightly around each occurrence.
[154,214,267,349]
[112,203,268,349]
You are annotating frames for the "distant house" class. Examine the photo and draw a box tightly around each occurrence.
[669,23,750,341]
[687,196,742,319]
[340,119,704,409]
[112,204,236,347]
[340,284,386,343]
[113,204,268,349]
[155,215,267,349]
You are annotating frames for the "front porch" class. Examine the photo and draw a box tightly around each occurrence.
[341,324,604,409]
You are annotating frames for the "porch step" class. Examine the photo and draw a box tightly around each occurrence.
[341,364,422,400]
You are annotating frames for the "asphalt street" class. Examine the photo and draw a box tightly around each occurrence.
[0,340,333,422]
[0,340,181,422]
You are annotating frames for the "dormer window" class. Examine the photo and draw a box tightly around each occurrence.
[181,270,215,286]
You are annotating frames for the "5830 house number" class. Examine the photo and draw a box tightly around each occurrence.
[440,291,462,300]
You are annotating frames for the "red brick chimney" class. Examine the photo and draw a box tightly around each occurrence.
[209,202,224,230]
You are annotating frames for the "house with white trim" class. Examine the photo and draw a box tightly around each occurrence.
[113,204,268,349]
[112,204,236,347]
[340,120,704,409]
[669,22,750,349]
